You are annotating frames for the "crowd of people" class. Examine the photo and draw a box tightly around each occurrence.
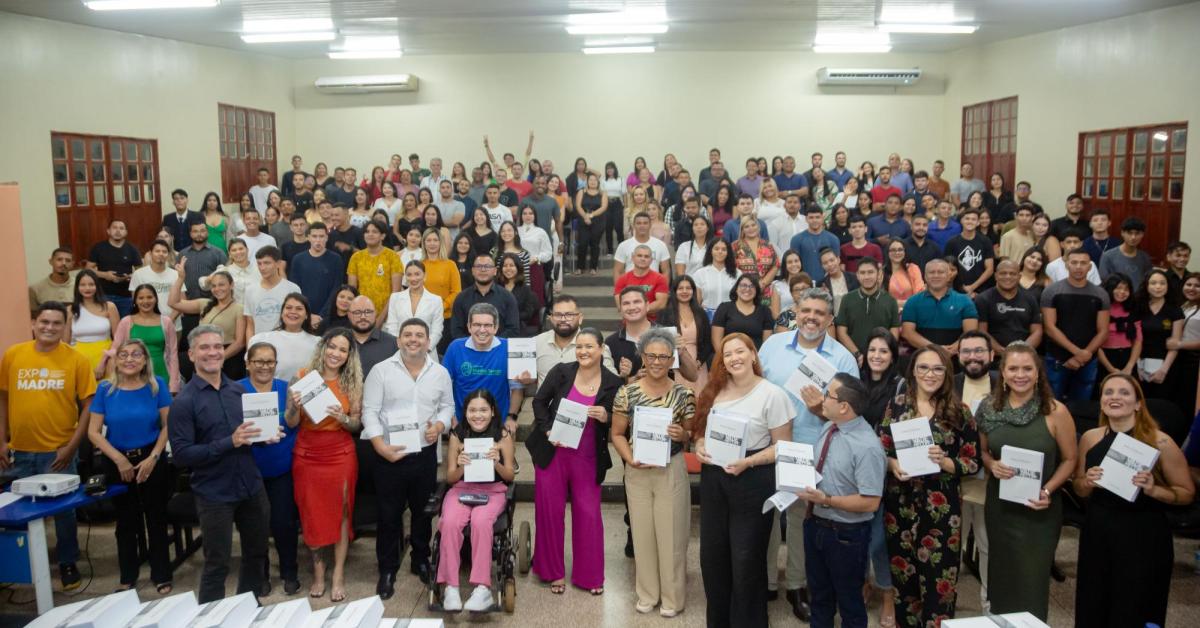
[6,142,1200,627]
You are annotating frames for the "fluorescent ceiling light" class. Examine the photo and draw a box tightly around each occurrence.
[566,6,668,35]
[813,45,893,54]
[241,32,336,44]
[329,50,403,59]
[566,24,668,35]
[85,0,218,9]
[583,36,655,47]
[879,23,977,34]
[339,35,400,51]
[879,3,958,24]
[242,18,332,33]
[582,45,656,55]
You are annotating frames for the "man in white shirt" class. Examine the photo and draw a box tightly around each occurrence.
[248,167,279,212]
[237,208,277,260]
[243,246,301,338]
[1045,233,1101,285]
[769,194,807,255]
[434,179,465,236]
[612,212,671,280]
[534,295,615,385]
[360,317,454,598]
[419,158,449,193]
[130,239,180,328]
[481,184,512,232]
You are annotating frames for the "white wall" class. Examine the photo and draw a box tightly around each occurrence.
[942,1,1200,244]
[0,12,295,278]
[291,50,949,181]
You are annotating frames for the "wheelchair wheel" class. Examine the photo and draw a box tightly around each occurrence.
[503,577,516,613]
[518,521,532,574]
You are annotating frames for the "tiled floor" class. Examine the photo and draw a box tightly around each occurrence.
[4,503,1200,627]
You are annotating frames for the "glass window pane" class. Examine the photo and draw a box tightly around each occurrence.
[1133,156,1147,177]
[1097,158,1110,176]
[126,142,137,160]
[1171,155,1185,177]
[220,142,227,158]
[227,108,236,125]
[1099,135,1111,155]
[112,184,124,204]
[1083,180,1095,198]
[110,140,122,161]
[53,164,68,183]
[112,165,122,182]
[999,137,1008,153]
[1134,132,1148,153]
[1097,180,1108,198]
[1169,179,1183,202]
[90,140,104,161]
[1084,159,1095,177]
[266,130,273,145]
[265,116,272,130]
[1172,129,1187,152]
[248,114,256,128]
[1115,133,1127,155]
[241,143,248,159]
[74,185,88,206]
[91,164,105,182]
[1152,131,1168,153]
[145,185,155,203]
[143,165,153,182]
[1149,179,1164,200]
[237,110,245,126]
[963,140,970,154]
[1132,180,1145,200]
[238,127,246,142]
[71,139,85,159]
[1151,155,1166,177]
[266,145,273,160]
[141,143,152,162]
[93,185,106,205]
[129,184,140,203]
[52,138,67,160]
[1113,179,1124,200]
[71,163,87,183]
[1113,157,1125,177]
[251,143,258,159]
[55,185,70,207]
[1085,136,1096,156]
[127,164,139,181]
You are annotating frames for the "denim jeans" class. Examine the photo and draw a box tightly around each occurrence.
[804,518,871,628]
[10,451,78,565]
[867,505,893,589]
[1044,355,1099,401]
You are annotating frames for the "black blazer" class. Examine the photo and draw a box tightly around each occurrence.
[819,272,860,293]
[527,362,624,484]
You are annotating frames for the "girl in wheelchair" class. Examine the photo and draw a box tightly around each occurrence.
[438,389,517,611]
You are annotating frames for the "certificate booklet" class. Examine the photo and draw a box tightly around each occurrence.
[783,351,838,398]
[659,326,681,368]
[292,371,341,425]
[241,392,280,444]
[463,438,495,483]
[506,337,536,380]
[632,406,672,467]
[548,398,588,449]
[891,417,941,477]
[249,599,311,628]
[776,440,818,492]
[705,410,750,468]
[128,591,200,628]
[998,445,1044,505]
[1097,431,1160,502]
[382,409,424,453]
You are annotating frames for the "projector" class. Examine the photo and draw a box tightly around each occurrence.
[10,473,80,498]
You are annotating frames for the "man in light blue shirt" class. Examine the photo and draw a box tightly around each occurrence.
[790,206,842,283]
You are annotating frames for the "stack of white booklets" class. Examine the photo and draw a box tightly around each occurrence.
[998,445,1044,505]
[506,338,536,380]
[303,596,383,628]
[242,392,281,443]
[891,417,941,477]
[383,621,445,627]
[632,406,672,467]
[293,371,341,424]
[1097,431,1160,502]
[249,598,312,628]
[464,438,495,482]
[704,410,749,467]
[28,588,140,628]
[784,352,837,398]
[186,592,258,628]
[942,611,1050,627]
[548,398,588,449]
[776,441,818,492]
[126,591,200,628]
[382,408,424,454]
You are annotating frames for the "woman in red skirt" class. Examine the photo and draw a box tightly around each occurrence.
[286,328,364,602]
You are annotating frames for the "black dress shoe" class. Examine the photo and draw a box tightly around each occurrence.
[376,573,397,600]
[1050,563,1066,582]
[786,588,811,622]
[257,580,272,598]
[283,579,301,596]
[411,562,432,586]
[766,589,779,601]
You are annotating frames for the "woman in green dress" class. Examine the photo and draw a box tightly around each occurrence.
[975,342,1078,620]
[103,284,180,393]
[201,191,229,253]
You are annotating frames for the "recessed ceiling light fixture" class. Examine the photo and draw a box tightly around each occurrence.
[582,45,656,55]
[567,7,668,36]
[241,17,335,43]
[878,23,978,34]
[85,0,219,9]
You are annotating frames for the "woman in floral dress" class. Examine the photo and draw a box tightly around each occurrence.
[733,216,778,309]
[877,345,980,627]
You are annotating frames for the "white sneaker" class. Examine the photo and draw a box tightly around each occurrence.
[464,585,494,612]
[635,602,655,614]
[441,586,462,611]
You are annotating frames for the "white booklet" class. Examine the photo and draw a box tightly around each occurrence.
[128,591,200,628]
[705,410,750,468]
[506,337,536,380]
[891,417,941,477]
[463,437,495,483]
[776,440,818,492]
[998,445,1045,505]
[548,398,588,449]
[1137,358,1164,379]
[632,405,672,467]
[659,326,681,368]
[783,351,838,399]
[382,408,424,454]
[292,370,341,425]
[241,392,281,444]
[1097,431,1161,502]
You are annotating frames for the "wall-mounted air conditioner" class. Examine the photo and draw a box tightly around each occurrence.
[816,68,922,86]
[314,74,419,94]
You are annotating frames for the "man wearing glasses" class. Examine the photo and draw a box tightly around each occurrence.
[443,303,533,433]
[534,294,614,386]
[448,256,520,340]
[953,330,999,612]
[345,295,397,376]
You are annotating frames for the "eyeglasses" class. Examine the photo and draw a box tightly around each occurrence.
[824,390,843,402]
[643,353,673,363]
[349,310,376,317]
[959,348,989,356]
[249,360,277,368]
[473,264,495,270]
[116,352,145,360]
[914,365,947,376]
[550,312,580,320]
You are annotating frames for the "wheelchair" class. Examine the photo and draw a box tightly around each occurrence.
[422,482,532,613]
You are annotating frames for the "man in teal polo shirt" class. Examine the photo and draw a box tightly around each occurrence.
[759,287,859,620]
[900,258,979,355]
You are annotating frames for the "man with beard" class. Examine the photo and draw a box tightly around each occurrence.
[974,259,1043,353]
[346,296,397,376]
[360,317,452,596]
[448,255,520,339]
[758,287,860,622]
[952,330,998,612]
[177,221,228,376]
[534,295,613,386]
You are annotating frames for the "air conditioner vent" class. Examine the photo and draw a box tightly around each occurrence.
[314,74,418,94]
[817,68,921,86]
